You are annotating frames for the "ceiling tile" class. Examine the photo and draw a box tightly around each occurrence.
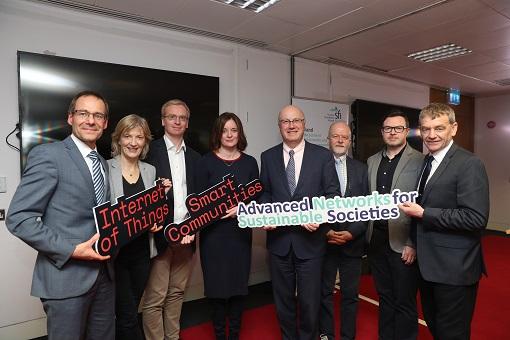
[264,0,376,28]
[229,13,306,44]
[96,0,186,22]
[168,0,255,34]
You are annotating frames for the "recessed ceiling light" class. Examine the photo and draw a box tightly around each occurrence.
[407,43,472,62]
[211,0,282,13]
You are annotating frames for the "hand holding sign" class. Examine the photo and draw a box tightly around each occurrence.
[93,179,170,256]
[72,233,110,261]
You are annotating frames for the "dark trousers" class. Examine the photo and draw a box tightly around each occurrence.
[114,252,150,340]
[41,265,115,340]
[319,248,362,340]
[419,276,478,340]
[368,228,418,340]
[270,249,323,340]
[209,296,244,340]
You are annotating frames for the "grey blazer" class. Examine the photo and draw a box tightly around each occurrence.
[366,144,424,253]
[6,136,111,299]
[107,156,158,258]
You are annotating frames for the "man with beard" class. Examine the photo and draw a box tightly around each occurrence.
[366,111,423,340]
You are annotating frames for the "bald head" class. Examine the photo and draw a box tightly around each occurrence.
[278,105,306,148]
[328,121,351,157]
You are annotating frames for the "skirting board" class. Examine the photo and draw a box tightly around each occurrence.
[0,317,46,340]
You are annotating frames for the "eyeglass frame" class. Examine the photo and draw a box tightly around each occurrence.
[381,125,408,133]
[72,109,107,121]
[279,118,305,126]
[327,134,350,141]
[163,114,189,122]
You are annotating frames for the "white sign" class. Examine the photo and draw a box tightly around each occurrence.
[291,97,350,149]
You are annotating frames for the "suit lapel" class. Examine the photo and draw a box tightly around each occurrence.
[422,144,457,202]
[370,152,382,192]
[345,156,356,197]
[184,148,193,193]
[63,136,95,198]
[294,142,311,196]
[391,145,411,190]
[155,139,172,180]
[139,161,153,188]
[274,144,290,196]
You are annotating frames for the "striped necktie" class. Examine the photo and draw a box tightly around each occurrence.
[286,150,296,195]
[87,150,105,205]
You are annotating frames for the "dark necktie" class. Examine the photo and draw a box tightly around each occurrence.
[286,150,296,195]
[87,150,105,205]
[417,154,433,203]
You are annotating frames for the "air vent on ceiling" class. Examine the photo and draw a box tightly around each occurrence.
[30,0,269,49]
[493,78,510,86]
[407,43,472,63]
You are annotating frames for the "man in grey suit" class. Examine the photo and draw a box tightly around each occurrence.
[7,91,114,340]
[260,105,340,340]
[400,103,489,340]
[367,112,423,340]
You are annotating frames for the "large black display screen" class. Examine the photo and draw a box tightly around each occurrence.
[17,51,219,169]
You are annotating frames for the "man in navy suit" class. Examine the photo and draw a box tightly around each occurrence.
[259,105,340,340]
[400,103,489,340]
[319,121,368,340]
[7,91,114,339]
[142,99,200,340]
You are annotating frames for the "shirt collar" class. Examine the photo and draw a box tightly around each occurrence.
[334,154,347,163]
[283,139,305,154]
[430,140,453,164]
[71,134,96,158]
[382,144,406,159]
[164,134,187,153]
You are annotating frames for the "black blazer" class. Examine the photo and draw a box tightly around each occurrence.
[259,141,340,260]
[145,137,201,254]
[327,156,369,258]
[416,143,489,285]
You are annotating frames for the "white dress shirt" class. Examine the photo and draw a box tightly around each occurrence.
[71,134,105,178]
[164,135,188,224]
[426,140,454,185]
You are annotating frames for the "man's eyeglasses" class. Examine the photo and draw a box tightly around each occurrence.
[164,114,189,122]
[381,126,407,133]
[279,118,304,126]
[73,110,107,121]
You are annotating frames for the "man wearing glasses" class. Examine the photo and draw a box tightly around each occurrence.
[7,91,114,339]
[366,111,423,340]
[259,105,339,340]
[142,99,200,340]
[399,103,489,340]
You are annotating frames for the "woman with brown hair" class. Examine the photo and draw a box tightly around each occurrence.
[197,112,259,340]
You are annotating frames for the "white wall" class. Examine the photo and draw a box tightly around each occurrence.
[294,57,430,109]
[0,0,289,337]
[475,95,510,231]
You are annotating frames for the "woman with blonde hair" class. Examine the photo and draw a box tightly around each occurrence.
[108,114,170,340]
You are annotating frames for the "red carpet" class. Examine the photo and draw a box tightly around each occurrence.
[181,235,508,339]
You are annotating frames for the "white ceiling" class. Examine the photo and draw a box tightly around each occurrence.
[31,0,510,96]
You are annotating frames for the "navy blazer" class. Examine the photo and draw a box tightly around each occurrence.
[145,137,201,253]
[416,144,489,285]
[327,156,369,258]
[259,141,340,260]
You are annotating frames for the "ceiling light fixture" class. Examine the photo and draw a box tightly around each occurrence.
[212,0,282,13]
[407,43,472,62]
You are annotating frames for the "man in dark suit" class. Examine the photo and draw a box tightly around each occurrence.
[142,99,201,340]
[319,121,368,340]
[400,103,489,340]
[366,112,423,340]
[7,91,113,339]
[260,105,340,340]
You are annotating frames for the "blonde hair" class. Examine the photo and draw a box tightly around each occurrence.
[111,114,152,159]
[161,99,190,118]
